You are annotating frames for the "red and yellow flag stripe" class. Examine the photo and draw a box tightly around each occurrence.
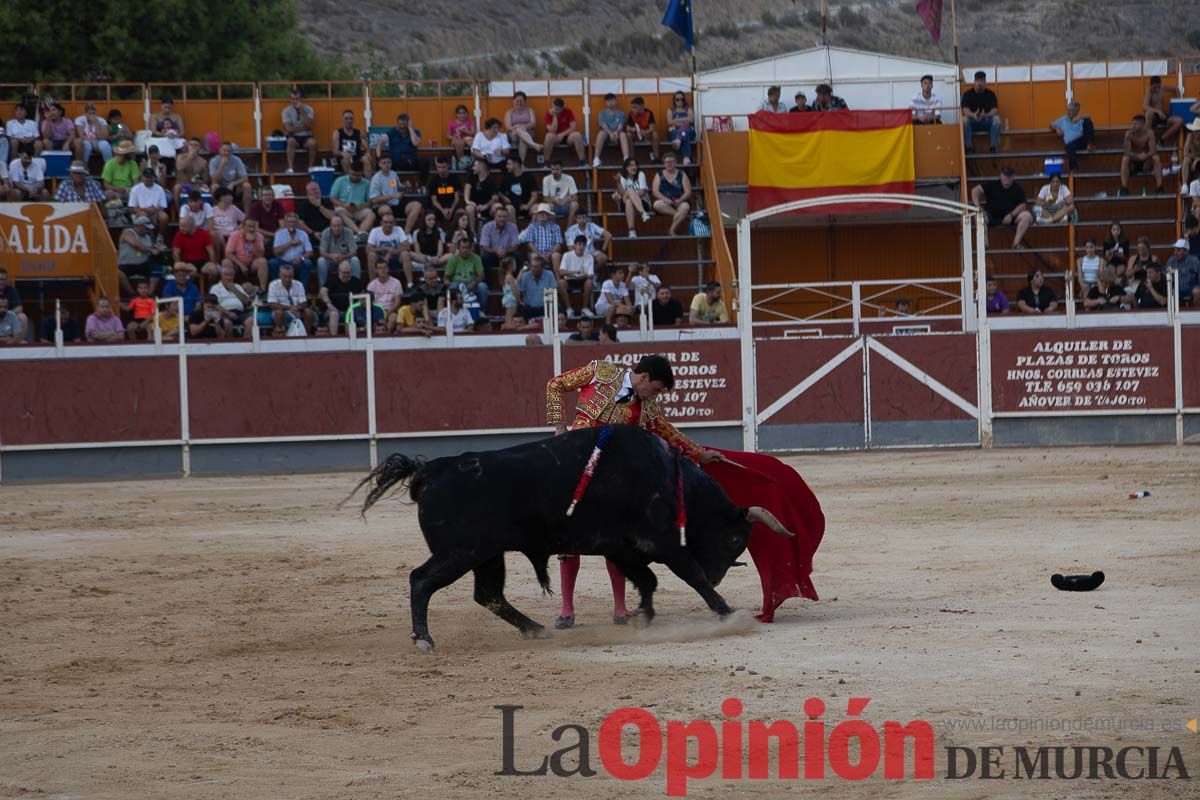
[748,110,915,214]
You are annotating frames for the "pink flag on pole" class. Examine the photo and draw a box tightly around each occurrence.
[916,0,943,43]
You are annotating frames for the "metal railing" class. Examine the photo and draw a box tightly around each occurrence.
[749,277,969,335]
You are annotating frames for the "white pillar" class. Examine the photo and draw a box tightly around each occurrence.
[737,217,756,452]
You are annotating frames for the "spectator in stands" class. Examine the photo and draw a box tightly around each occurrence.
[471,118,511,168]
[667,91,696,166]
[1016,270,1058,313]
[105,109,134,151]
[1076,238,1102,297]
[811,84,848,112]
[143,145,169,187]
[426,156,462,224]
[129,168,170,238]
[333,109,371,177]
[173,214,219,284]
[627,261,660,301]
[479,204,520,274]
[594,264,632,325]
[543,98,586,164]
[1103,220,1130,266]
[437,289,473,332]
[651,152,693,236]
[1143,76,1183,145]
[264,263,312,334]
[516,254,557,320]
[1050,100,1094,173]
[330,160,375,238]
[564,209,612,274]
[759,86,786,113]
[376,113,427,182]
[249,186,285,255]
[73,103,111,166]
[179,189,214,233]
[153,97,185,140]
[613,157,651,238]
[1135,263,1168,309]
[0,268,25,340]
[466,158,504,233]
[367,209,412,287]
[0,295,21,345]
[298,180,335,238]
[40,102,77,155]
[209,142,254,211]
[85,297,125,342]
[961,71,1001,154]
[789,91,811,113]
[282,87,317,174]
[1083,265,1128,311]
[1035,172,1075,224]
[414,263,447,311]
[1167,237,1200,305]
[625,97,660,162]
[1181,119,1200,191]
[519,203,564,271]
[319,215,361,283]
[210,264,253,336]
[985,276,1009,314]
[411,211,449,269]
[123,280,157,340]
[6,103,41,157]
[447,104,477,171]
[970,166,1033,249]
[444,237,488,312]
[910,75,942,124]
[567,316,599,343]
[8,150,48,201]
[557,235,595,319]
[1127,235,1161,281]
[369,153,405,217]
[0,111,6,169]
[504,92,542,164]
[317,259,363,336]
[40,306,80,343]
[501,155,539,219]
[593,93,630,166]
[118,216,167,296]
[210,187,246,252]
[689,281,728,324]
[397,290,435,336]
[162,264,202,315]
[173,137,209,206]
[1118,115,1164,195]
[599,323,618,343]
[156,301,181,342]
[223,217,270,291]
[0,157,8,197]
[55,160,105,203]
[542,160,579,221]
[186,294,233,339]
[650,284,684,325]
[367,259,405,333]
[271,212,314,287]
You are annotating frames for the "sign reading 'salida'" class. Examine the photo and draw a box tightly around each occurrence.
[0,203,96,277]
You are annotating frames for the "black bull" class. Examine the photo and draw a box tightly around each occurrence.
[353,425,793,650]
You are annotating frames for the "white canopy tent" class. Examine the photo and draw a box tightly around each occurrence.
[696,45,959,130]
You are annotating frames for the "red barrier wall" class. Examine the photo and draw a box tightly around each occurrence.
[991,329,1175,413]
[1182,328,1200,409]
[189,353,369,439]
[0,357,181,445]
[756,338,864,425]
[868,334,977,422]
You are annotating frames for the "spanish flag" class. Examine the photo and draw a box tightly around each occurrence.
[748,110,915,214]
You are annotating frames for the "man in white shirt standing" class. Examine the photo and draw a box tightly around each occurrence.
[128,168,170,238]
[911,75,943,125]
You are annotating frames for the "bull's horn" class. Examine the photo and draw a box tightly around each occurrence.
[747,506,795,538]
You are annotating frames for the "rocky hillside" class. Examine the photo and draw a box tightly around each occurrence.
[296,0,1200,79]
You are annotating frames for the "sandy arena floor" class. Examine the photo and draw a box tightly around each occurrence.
[1,447,1198,799]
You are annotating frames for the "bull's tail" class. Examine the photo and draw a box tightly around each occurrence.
[343,453,427,515]
[524,552,553,596]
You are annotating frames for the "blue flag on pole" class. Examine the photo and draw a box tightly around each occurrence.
[662,0,694,52]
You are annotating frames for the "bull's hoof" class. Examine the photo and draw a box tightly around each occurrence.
[523,626,552,639]
[411,632,435,652]
[554,615,575,630]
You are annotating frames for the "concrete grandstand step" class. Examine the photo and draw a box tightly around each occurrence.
[1073,195,1179,222]
[986,223,1069,250]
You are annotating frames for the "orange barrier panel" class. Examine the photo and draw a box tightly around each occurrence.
[260,81,367,154]
[1108,77,1146,126]
[700,136,736,323]
[706,131,749,185]
[371,82,476,150]
[1031,80,1068,128]
[0,202,119,302]
[1071,79,1110,127]
[41,83,146,134]
[914,124,960,178]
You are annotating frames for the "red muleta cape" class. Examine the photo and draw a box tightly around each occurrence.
[702,449,825,622]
